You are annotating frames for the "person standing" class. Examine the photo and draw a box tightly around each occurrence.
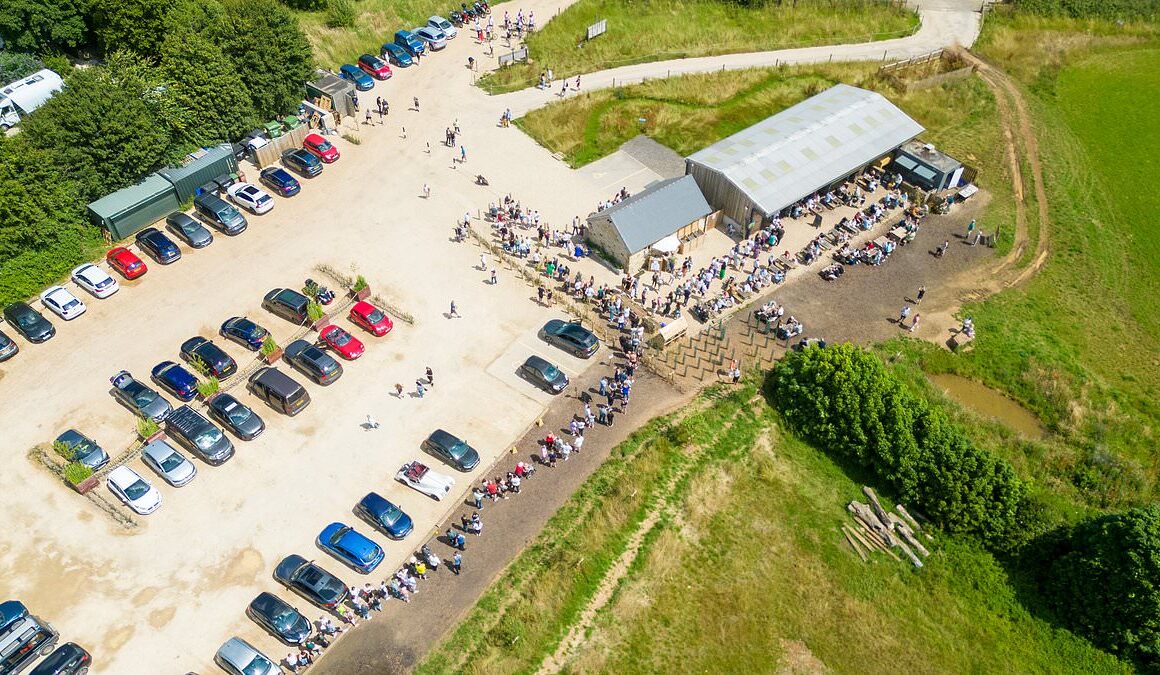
[415,380,426,398]
[916,284,926,304]
[490,269,497,285]
[966,219,976,239]
[426,366,434,386]
[423,183,431,199]
[480,253,488,271]
[413,96,420,111]
[460,145,467,163]
[909,313,921,333]
[450,300,460,318]
[451,551,462,575]
[899,305,911,324]
[394,383,404,398]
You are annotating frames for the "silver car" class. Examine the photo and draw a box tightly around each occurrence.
[414,26,446,50]
[215,637,280,675]
[110,370,173,422]
[141,438,197,487]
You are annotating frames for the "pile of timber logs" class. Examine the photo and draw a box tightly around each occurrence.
[841,486,933,568]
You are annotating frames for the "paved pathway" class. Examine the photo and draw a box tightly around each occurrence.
[491,0,986,117]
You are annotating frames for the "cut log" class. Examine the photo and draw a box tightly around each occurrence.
[854,520,901,561]
[888,514,931,557]
[895,536,924,568]
[848,502,895,546]
[842,527,869,562]
[845,523,880,554]
[895,504,927,536]
[862,486,893,530]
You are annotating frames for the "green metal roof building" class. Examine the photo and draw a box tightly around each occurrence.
[86,174,180,241]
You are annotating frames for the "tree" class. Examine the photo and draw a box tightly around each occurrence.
[0,52,44,84]
[160,32,256,145]
[220,0,314,116]
[1044,505,1160,668]
[0,0,87,54]
[87,0,172,58]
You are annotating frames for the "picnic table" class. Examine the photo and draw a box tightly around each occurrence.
[888,226,909,243]
[873,235,889,249]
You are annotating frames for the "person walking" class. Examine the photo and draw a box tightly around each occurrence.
[365,414,380,429]
[423,183,430,198]
[490,269,497,285]
[909,313,921,333]
[451,551,462,575]
[450,300,460,318]
[426,366,434,386]
[413,96,420,111]
[415,380,426,398]
[365,108,372,125]
[394,383,404,398]
[966,219,976,239]
[401,125,406,139]
[460,145,467,163]
[916,284,926,304]
[899,305,911,324]
[480,253,488,271]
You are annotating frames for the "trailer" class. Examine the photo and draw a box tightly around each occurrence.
[0,69,64,130]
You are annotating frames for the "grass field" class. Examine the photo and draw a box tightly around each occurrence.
[478,0,919,93]
[417,383,1126,673]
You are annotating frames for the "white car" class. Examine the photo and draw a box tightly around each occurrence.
[429,15,457,39]
[70,263,120,299]
[39,286,86,320]
[106,465,162,515]
[396,461,455,501]
[226,182,274,215]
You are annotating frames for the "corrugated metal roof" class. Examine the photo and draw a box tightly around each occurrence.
[686,84,924,215]
[157,144,237,201]
[594,175,713,254]
[87,173,176,218]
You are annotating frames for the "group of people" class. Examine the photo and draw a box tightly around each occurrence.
[594,187,632,213]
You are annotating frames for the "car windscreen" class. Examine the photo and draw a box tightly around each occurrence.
[130,386,158,407]
[194,428,223,450]
[15,311,38,328]
[125,479,151,500]
[378,503,402,525]
[244,653,276,675]
[448,442,469,459]
[158,453,184,473]
[329,330,351,346]
[223,404,253,425]
[543,364,560,380]
[366,309,385,323]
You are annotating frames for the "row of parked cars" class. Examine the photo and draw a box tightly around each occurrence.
[331,15,461,96]
[0,600,89,675]
[0,134,342,366]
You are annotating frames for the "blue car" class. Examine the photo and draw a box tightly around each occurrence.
[339,64,374,91]
[134,227,181,264]
[317,522,384,574]
[381,42,413,67]
[220,316,270,352]
[259,167,300,197]
[393,29,425,58]
[151,361,199,402]
[356,492,414,540]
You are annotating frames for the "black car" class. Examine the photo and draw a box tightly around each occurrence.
[165,212,213,248]
[273,554,349,610]
[281,149,323,178]
[284,339,343,386]
[356,492,414,540]
[207,393,265,441]
[0,328,18,361]
[262,288,310,324]
[246,592,311,645]
[422,428,480,472]
[220,317,270,351]
[180,336,238,379]
[541,319,599,358]
[134,227,182,264]
[54,429,110,471]
[3,302,55,343]
[165,405,235,465]
[259,167,301,197]
[520,355,570,393]
[28,642,91,675]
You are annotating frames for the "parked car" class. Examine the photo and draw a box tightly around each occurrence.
[225,182,274,215]
[0,601,59,675]
[208,393,265,441]
[284,339,343,385]
[141,438,197,487]
[282,149,322,178]
[3,302,54,343]
[348,301,393,336]
[0,329,17,362]
[28,641,91,675]
[165,405,234,465]
[303,133,340,163]
[393,29,425,58]
[259,166,301,197]
[357,53,392,80]
[134,227,181,264]
[106,465,161,515]
[193,192,248,235]
[428,15,457,39]
[179,336,237,379]
[105,247,147,280]
[246,592,311,645]
[273,555,349,610]
[356,492,414,540]
[262,288,310,324]
[39,286,86,321]
[109,370,172,422]
[381,42,413,67]
[319,324,364,360]
[338,63,375,91]
[165,212,213,248]
[150,361,198,402]
[541,319,599,358]
[317,522,385,574]
[54,429,109,471]
[248,367,311,417]
[423,428,480,472]
[220,316,269,351]
[414,26,447,50]
[520,355,570,393]
[70,263,119,299]
[214,637,280,675]
[396,461,455,500]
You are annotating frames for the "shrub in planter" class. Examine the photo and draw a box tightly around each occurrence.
[307,301,326,322]
[260,336,283,364]
[63,461,94,488]
[352,275,370,300]
[197,377,220,399]
[137,416,160,440]
[53,439,75,461]
[187,354,210,376]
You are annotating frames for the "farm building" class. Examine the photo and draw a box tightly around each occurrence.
[889,139,964,191]
[586,175,714,272]
[685,84,924,228]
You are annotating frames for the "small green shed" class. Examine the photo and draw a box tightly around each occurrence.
[86,174,180,240]
[157,144,239,201]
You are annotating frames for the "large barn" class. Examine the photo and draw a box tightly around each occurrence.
[685,84,924,228]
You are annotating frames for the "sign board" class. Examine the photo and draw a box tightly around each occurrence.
[497,46,529,67]
[586,19,607,41]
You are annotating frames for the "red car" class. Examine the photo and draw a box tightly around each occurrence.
[106,247,148,280]
[303,134,340,163]
[319,324,365,360]
[358,54,392,80]
[349,301,393,337]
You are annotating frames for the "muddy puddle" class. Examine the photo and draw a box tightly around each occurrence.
[928,373,1047,440]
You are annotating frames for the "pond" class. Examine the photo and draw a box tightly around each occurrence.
[928,373,1048,440]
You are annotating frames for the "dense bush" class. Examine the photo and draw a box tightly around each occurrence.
[1015,0,1160,20]
[1043,505,1160,668]
[767,344,1025,547]
[0,0,87,54]
[325,0,357,28]
[0,53,45,83]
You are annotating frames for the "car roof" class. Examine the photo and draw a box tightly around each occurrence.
[429,428,459,446]
[108,465,142,487]
[525,354,552,370]
[55,429,86,445]
[142,438,180,461]
[217,637,260,666]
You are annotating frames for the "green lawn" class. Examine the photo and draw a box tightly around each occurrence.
[478,0,919,93]
[418,383,1126,673]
